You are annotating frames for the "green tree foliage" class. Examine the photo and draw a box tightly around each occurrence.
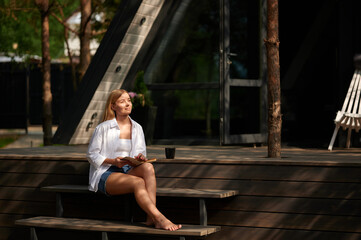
[0,10,38,56]
[133,71,147,95]
[132,70,153,108]
[91,0,122,42]
[0,0,122,59]
[0,0,78,58]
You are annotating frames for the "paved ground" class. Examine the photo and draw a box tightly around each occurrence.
[0,126,58,149]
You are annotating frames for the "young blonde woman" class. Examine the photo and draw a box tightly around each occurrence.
[87,89,181,231]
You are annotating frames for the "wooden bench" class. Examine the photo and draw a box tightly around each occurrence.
[41,185,238,226]
[16,185,236,239]
[15,216,221,240]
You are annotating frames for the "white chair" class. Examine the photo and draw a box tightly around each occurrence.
[328,69,361,150]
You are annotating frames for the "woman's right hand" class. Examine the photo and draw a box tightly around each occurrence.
[103,157,127,168]
[113,157,127,168]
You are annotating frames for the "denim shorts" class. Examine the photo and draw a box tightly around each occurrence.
[98,165,132,196]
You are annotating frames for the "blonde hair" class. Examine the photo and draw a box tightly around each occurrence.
[102,89,129,122]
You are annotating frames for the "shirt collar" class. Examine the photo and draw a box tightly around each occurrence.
[110,118,119,129]
[110,117,135,129]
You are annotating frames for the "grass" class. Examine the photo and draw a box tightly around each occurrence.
[0,135,21,148]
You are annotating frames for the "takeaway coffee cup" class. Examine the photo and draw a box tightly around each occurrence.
[165,147,176,159]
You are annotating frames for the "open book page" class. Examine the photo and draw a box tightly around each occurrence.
[122,157,157,166]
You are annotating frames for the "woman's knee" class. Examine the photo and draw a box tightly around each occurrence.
[106,174,144,195]
[133,175,146,187]
[141,162,155,174]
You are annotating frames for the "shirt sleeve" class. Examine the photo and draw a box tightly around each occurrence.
[86,126,107,169]
[132,123,147,157]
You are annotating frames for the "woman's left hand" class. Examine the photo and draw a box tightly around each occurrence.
[135,153,147,162]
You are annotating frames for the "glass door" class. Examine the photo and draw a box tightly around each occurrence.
[220,0,267,144]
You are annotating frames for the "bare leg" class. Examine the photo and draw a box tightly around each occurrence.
[128,163,156,225]
[106,172,181,231]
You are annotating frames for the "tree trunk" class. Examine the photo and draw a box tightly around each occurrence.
[265,0,281,157]
[64,27,77,91]
[35,0,53,146]
[78,0,91,82]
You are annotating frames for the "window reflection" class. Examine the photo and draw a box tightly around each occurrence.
[229,0,260,79]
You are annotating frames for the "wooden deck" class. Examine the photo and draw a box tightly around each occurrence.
[1,145,361,240]
[1,144,361,165]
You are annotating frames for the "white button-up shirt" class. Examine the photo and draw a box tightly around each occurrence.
[86,117,147,192]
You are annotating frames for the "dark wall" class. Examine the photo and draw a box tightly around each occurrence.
[0,63,27,129]
[28,63,75,125]
[0,62,75,128]
[279,0,361,147]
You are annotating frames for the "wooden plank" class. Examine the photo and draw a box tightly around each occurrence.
[0,213,30,228]
[156,208,361,233]
[42,185,238,198]
[0,187,52,202]
[56,205,132,220]
[0,160,88,175]
[1,145,361,167]
[1,146,361,167]
[156,178,361,199]
[0,227,28,240]
[208,196,361,216]
[204,211,361,233]
[0,173,88,187]
[1,147,361,240]
[352,72,361,114]
[156,188,238,198]
[3,225,361,240]
[0,146,88,160]
[42,185,89,194]
[155,164,361,183]
[3,159,361,183]
[15,216,220,237]
[157,196,361,216]
[0,200,53,215]
[205,226,361,240]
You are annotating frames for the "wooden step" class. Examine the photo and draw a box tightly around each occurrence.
[16,216,221,237]
[42,185,239,198]
[41,185,238,226]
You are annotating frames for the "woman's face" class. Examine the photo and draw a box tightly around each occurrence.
[111,92,132,117]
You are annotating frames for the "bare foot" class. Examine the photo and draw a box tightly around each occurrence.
[154,216,182,231]
[145,216,154,226]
